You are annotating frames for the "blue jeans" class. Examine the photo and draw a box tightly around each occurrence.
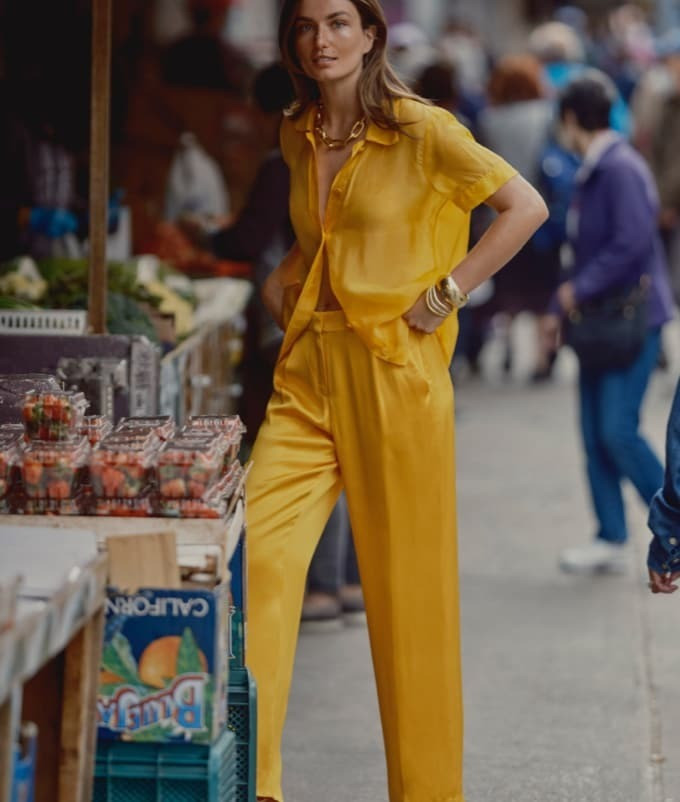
[579,327,664,544]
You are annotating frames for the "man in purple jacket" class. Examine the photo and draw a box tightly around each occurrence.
[544,70,675,574]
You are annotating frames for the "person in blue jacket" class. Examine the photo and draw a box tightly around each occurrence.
[544,70,675,574]
[648,380,680,593]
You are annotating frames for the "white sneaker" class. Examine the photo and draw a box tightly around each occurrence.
[559,540,628,575]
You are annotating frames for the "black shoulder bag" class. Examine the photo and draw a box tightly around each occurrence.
[565,276,649,373]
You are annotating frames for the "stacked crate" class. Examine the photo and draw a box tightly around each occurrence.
[227,505,258,802]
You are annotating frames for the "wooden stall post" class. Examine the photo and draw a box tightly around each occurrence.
[58,608,106,802]
[87,0,113,334]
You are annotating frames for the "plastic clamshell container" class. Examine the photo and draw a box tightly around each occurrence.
[115,415,176,441]
[22,493,87,516]
[90,441,158,499]
[185,415,245,465]
[0,438,21,498]
[99,430,161,452]
[22,391,88,442]
[93,494,156,517]
[21,437,90,499]
[158,439,223,499]
[79,415,113,446]
[158,461,242,519]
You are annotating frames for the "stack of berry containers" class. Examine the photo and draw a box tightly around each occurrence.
[184,415,245,470]
[19,391,90,514]
[79,415,113,447]
[160,459,244,518]
[158,437,222,501]
[158,416,245,518]
[90,431,161,517]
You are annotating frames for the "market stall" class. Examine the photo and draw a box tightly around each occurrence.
[0,1,259,797]
[0,397,255,800]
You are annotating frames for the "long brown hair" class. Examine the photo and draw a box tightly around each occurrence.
[278,0,425,130]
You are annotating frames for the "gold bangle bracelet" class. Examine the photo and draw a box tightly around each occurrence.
[438,275,470,308]
[425,286,452,317]
[429,286,452,316]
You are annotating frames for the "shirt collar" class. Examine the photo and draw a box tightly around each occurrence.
[292,104,399,146]
[577,130,622,182]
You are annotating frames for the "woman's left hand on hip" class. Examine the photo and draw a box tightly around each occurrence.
[403,292,447,334]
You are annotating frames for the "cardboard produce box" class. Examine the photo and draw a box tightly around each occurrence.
[96,531,230,744]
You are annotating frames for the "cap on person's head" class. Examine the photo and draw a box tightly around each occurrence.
[253,62,295,115]
[656,28,680,60]
[388,22,429,51]
[529,21,585,64]
[558,68,617,131]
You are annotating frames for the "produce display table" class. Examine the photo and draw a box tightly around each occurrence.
[0,548,108,802]
[4,500,244,579]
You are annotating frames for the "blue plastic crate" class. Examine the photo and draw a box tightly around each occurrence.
[227,668,257,802]
[12,724,38,802]
[94,727,237,802]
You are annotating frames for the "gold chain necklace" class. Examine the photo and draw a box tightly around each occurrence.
[314,103,366,150]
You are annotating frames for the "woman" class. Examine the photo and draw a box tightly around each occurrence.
[246,1,547,800]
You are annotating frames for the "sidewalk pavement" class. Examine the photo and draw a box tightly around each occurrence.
[280,363,680,802]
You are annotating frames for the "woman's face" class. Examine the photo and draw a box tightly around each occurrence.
[293,0,375,87]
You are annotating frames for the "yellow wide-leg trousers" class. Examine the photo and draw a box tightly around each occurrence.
[246,310,465,802]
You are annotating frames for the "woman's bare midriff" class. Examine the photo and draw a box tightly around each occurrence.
[316,251,342,311]
[314,143,353,312]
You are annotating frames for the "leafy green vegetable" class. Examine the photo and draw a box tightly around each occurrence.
[0,295,38,309]
[101,633,140,685]
[106,292,159,343]
[37,258,162,311]
[176,627,204,675]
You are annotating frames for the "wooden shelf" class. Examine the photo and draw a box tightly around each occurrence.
[5,499,245,578]
[0,553,108,802]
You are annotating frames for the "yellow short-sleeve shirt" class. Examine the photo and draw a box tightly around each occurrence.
[278,98,518,366]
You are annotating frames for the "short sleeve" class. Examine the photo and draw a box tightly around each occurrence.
[423,107,518,212]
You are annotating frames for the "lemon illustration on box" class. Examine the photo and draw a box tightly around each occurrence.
[97,586,229,743]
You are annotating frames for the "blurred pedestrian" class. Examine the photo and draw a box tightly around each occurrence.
[649,29,680,303]
[529,19,632,135]
[302,492,365,625]
[179,62,296,434]
[386,21,435,88]
[436,19,490,127]
[415,60,470,128]
[161,0,253,97]
[647,377,680,594]
[543,71,674,574]
[0,81,87,261]
[477,54,557,378]
[245,0,547,800]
